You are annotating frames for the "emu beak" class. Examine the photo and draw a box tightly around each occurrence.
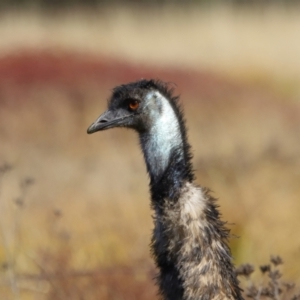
[87,110,116,134]
[87,110,132,134]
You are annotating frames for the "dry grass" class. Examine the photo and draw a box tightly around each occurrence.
[0,6,299,299]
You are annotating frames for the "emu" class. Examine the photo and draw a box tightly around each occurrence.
[87,79,243,300]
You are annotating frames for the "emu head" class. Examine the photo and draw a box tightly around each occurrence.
[87,79,178,135]
[87,79,193,184]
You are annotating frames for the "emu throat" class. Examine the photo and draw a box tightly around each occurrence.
[139,92,183,182]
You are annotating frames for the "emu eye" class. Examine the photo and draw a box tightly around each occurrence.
[128,99,139,111]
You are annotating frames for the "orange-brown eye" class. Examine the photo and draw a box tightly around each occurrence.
[128,100,139,111]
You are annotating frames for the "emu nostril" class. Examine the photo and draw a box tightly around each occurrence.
[99,119,107,123]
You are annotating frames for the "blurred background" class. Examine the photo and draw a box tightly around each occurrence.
[0,0,300,299]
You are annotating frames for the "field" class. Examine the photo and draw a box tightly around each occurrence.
[0,5,300,299]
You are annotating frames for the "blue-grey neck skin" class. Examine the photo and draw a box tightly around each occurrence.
[139,91,184,183]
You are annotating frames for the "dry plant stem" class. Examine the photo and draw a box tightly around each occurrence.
[26,253,65,300]
[11,178,34,276]
[0,164,20,300]
[0,226,19,300]
[236,256,300,300]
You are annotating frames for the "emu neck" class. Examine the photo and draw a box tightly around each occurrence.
[139,95,192,202]
[138,95,242,300]
[152,183,243,300]
[140,104,183,181]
